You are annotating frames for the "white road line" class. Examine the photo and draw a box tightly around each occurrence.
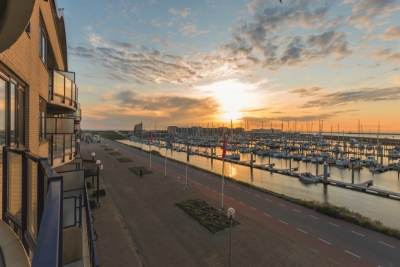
[238,201,245,206]
[309,215,319,220]
[263,212,271,217]
[297,228,308,234]
[293,209,302,213]
[250,206,257,210]
[318,238,331,245]
[279,219,288,225]
[378,241,395,249]
[344,250,361,259]
[351,230,365,237]
[265,198,272,202]
[255,194,261,199]
[278,203,286,207]
[329,222,340,227]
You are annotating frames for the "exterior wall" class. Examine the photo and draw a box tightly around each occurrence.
[0,0,67,157]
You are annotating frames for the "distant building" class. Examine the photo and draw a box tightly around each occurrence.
[133,122,143,137]
[166,126,244,136]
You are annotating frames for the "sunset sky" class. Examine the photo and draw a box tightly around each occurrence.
[59,0,400,132]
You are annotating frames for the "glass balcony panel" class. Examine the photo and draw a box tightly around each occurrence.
[65,79,71,100]
[27,158,38,240]
[7,151,22,223]
[57,118,74,134]
[53,71,65,98]
[54,135,64,159]
[71,83,75,103]
[65,135,72,159]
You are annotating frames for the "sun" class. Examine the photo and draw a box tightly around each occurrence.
[197,79,259,122]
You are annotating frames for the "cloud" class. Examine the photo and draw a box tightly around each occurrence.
[224,1,350,68]
[346,0,400,29]
[168,7,190,18]
[290,87,323,97]
[180,23,209,37]
[373,48,400,63]
[381,25,400,40]
[242,109,358,122]
[109,90,219,121]
[302,87,400,108]
[70,32,259,85]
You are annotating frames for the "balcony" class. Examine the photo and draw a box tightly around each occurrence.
[46,117,77,167]
[48,70,78,113]
[2,147,99,267]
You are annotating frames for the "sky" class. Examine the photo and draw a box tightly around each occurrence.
[58,0,400,132]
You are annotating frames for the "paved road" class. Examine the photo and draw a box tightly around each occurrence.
[84,139,400,267]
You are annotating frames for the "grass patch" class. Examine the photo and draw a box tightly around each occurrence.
[176,199,239,234]
[86,130,127,141]
[128,166,152,176]
[108,151,121,156]
[104,147,113,151]
[116,157,133,163]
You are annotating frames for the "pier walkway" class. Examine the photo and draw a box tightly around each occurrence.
[83,139,400,267]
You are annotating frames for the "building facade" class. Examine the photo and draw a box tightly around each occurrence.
[0,1,95,266]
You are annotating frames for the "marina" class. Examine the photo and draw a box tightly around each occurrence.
[116,130,400,230]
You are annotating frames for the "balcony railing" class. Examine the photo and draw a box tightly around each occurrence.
[49,70,78,111]
[2,147,99,267]
[2,147,59,264]
[48,133,76,166]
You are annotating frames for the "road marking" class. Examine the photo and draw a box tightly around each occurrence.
[250,206,257,210]
[263,212,271,217]
[278,203,286,207]
[318,238,331,245]
[344,250,361,259]
[293,209,302,213]
[265,198,272,202]
[351,230,365,237]
[329,222,340,227]
[309,215,319,220]
[255,194,261,199]
[278,219,288,225]
[297,228,308,234]
[378,241,395,249]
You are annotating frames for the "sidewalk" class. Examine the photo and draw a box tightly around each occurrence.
[91,170,144,267]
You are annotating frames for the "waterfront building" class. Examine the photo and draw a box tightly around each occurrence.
[0,0,96,266]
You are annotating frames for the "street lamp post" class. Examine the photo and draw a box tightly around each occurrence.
[91,151,96,161]
[227,207,236,267]
[164,146,167,177]
[96,160,103,204]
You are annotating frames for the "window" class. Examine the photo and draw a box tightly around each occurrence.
[40,26,47,64]
[9,84,25,147]
[39,97,46,141]
[9,83,15,146]
[16,86,25,147]
[1,74,26,148]
[0,79,6,147]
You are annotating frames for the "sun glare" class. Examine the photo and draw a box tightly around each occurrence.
[197,79,259,122]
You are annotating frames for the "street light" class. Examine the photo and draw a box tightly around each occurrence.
[96,160,102,204]
[227,207,236,267]
[91,151,96,161]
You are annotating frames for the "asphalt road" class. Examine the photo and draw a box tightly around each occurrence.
[84,139,400,267]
